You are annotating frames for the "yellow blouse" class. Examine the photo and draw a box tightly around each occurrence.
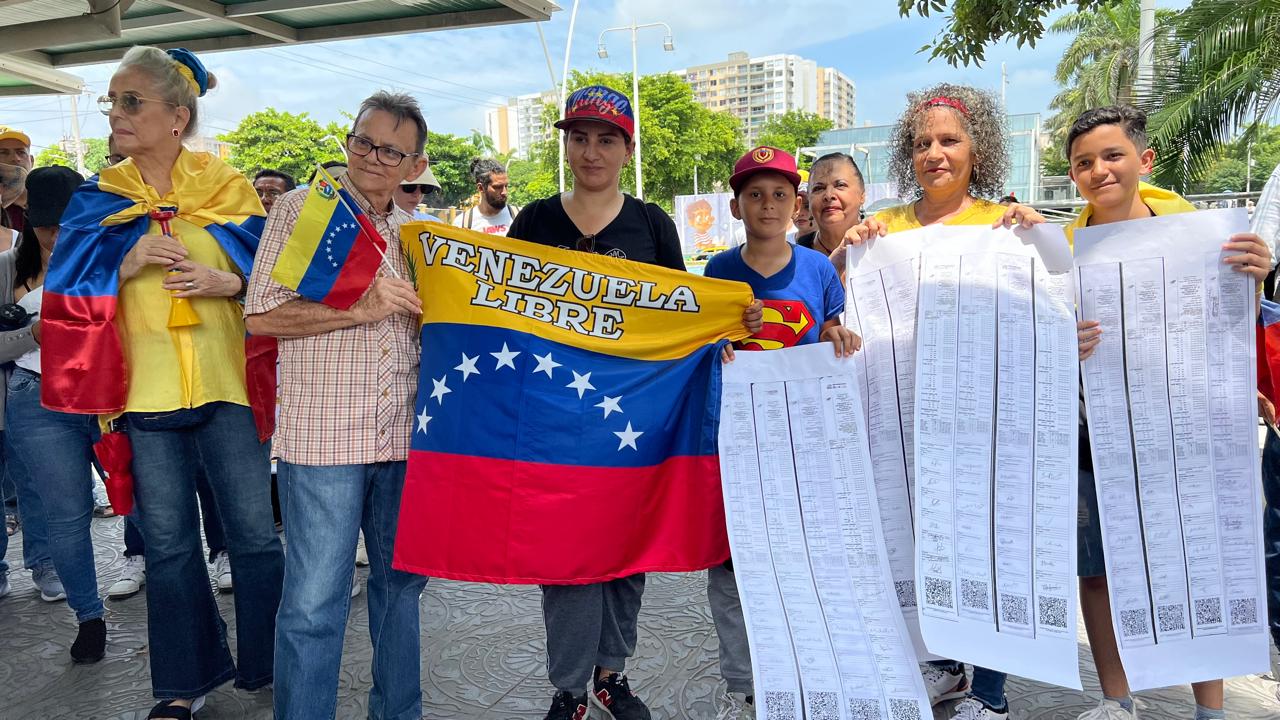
[874,197,1005,233]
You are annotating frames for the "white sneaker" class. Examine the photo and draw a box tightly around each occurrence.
[351,569,362,598]
[921,663,969,706]
[1078,698,1137,719]
[714,691,755,720]
[108,556,146,599]
[355,534,369,567]
[951,697,1009,720]
[212,551,233,593]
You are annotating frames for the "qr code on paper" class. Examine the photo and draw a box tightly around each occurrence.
[1000,593,1029,625]
[1119,608,1150,638]
[1230,598,1258,626]
[924,577,953,609]
[1038,596,1068,629]
[764,691,797,720]
[961,578,989,610]
[1157,603,1186,633]
[1194,597,1222,626]
[896,580,917,609]
[848,698,880,720]
[889,697,924,720]
[807,691,838,720]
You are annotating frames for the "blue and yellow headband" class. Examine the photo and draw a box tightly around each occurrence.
[166,48,209,97]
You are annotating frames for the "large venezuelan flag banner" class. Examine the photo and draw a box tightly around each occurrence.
[393,222,753,584]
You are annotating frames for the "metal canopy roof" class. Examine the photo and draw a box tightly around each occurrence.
[0,0,557,96]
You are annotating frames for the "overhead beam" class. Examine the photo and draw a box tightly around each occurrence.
[494,0,558,20]
[0,4,121,54]
[122,11,202,31]
[148,0,299,43]
[227,0,377,17]
[0,54,85,94]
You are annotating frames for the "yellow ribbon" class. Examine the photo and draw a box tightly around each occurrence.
[173,62,201,96]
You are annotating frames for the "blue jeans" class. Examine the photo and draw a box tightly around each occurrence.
[274,461,428,720]
[124,465,227,561]
[4,426,49,572]
[127,402,283,698]
[5,369,103,622]
[930,660,1007,709]
[1263,431,1280,650]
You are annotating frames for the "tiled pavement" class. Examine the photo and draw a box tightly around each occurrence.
[2,515,1279,719]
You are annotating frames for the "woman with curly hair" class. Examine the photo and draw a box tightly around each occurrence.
[840,83,1047,720]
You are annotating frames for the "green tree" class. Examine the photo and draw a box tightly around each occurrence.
[1143,0,1280,189]
[506,158,557,207]
[1041,138,1071,177]
[756,111,834,155]
[425,130,490,206]
[219,108,346,181]
[1045,1,1175,139]
[1191,157,1248,194]
[34,137,110,174]
[898,0,1116,66]
[1188,123,1280,193]
[531,70,744,211]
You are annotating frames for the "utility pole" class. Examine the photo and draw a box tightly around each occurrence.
[598,20,675,200]
[1137,0,1156,94]
[1247,141,1254,193]
[1001,62,1008,108]
[557,0,581,193]
[69,93,86,175]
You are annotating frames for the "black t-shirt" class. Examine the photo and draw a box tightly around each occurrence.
[507,194,686,271]
[795,231,817,250]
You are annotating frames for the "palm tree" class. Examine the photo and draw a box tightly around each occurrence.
[1143,0,1280,189]
[1046,0,1175,140]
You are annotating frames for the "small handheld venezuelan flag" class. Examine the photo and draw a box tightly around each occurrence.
[271,165,386,309]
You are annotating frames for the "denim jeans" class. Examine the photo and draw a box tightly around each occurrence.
[124,465,227,561]
[274,461,428,720]
[5,369,103,622]
[1263,431,1280,650]
[929,660,1007,709]
[4,427,49,571]
[127,402,283,698]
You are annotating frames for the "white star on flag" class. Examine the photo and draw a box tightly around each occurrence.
[567,370,595,399]
[430,375,452,404]
[416,408,432,434]
[455,353,480,382]
[614,422,643,451]
[532,352,562,378]
[595,395,623,419]
[491,343,520,370]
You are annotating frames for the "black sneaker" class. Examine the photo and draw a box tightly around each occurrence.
[70,617,106,664]
[591,673,651,720]
[543,690,588,720]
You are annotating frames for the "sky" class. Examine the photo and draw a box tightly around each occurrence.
[2,0,1114,157]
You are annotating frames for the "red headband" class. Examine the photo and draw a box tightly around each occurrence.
[920,96,970,116]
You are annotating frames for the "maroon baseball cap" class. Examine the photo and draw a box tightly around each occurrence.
[553,85,635,140]
[729,146,802,194]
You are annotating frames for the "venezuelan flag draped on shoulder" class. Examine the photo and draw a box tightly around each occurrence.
[41,149,265,414]
[269,164,385,309]
[393,221,754,584]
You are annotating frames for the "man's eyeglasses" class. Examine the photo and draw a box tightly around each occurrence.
[256,188,285,199]
[97,93,177,116]
[575,234,597,253]
[399,184,434,195]
[346,133,420,167]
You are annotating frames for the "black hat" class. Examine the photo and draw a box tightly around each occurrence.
[25,165,83,227]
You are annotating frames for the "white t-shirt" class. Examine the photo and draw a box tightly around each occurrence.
[452,205,516,236]
[15,285,41,374]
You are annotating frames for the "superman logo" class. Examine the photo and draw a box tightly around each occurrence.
[740,299,815,350]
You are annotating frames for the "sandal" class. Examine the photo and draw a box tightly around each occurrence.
[146,696,205,719]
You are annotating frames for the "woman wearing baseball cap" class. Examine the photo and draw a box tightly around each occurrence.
[508,84,762,720]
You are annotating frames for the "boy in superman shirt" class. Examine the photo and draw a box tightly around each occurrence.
[702,146,859,718]
[1070,106,1271,720]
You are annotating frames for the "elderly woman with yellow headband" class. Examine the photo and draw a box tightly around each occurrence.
[41,46,283,720]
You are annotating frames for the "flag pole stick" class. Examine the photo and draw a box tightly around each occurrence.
[312,156,402,281]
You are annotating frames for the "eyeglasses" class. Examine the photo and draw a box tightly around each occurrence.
[104,154,126,166]
[345,133,420,167]
[97,93,177,116]
[256,188,285,199]
[399,184,434,194]
[575,234,597,253]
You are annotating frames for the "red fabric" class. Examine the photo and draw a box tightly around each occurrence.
[321,209,387,310]
[93,431,134,516]
[392,451,729,585]
[245,335,278,443]
[1260,322,1280,408]
[40,292,127,414]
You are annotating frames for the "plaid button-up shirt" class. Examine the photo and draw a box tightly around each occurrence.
[246,182,419,466]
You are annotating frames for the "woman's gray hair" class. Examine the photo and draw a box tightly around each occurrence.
[117,46,216,141]
[354,91,428,154]
[887,82,1009,201]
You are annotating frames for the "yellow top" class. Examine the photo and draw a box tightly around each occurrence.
[874,198,1005,232]
[99,149,260,412]
[1064,181,1195,247]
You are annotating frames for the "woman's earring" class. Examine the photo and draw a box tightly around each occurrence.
[171,128,180,138]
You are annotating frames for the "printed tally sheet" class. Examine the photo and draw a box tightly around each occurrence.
[845,225,1082,689]
[719,344,931,720]
[1074,208,1269,690]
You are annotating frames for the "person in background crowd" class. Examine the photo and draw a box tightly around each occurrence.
[453,157,517,235]
[1,156,29,544]
[790,181,816,246]
[4,165,109,662]
[840,82,1045,720]
[253,169,295,215]
[43,46,283,719]
[0,126,34,249]
[246,90,430,720]
[393,164,443,221]
[1258,162,1280,695]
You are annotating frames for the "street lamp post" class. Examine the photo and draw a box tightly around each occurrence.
[597,19,674,200]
